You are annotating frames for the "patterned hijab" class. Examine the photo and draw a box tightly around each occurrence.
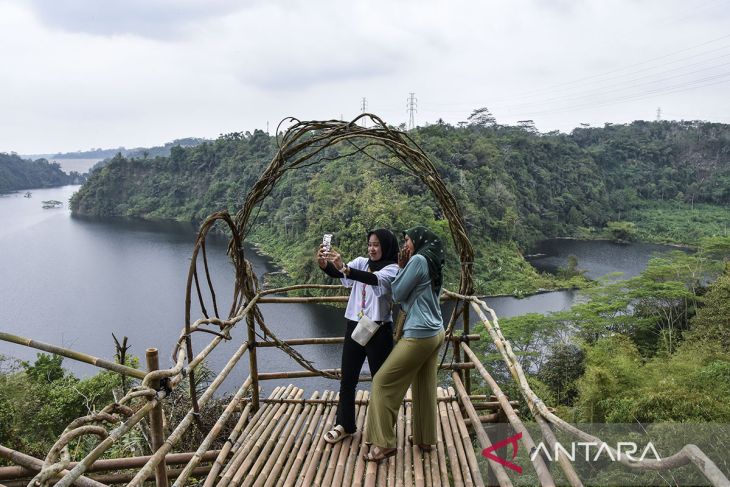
[404,226,444,291]
[367,229,399,271]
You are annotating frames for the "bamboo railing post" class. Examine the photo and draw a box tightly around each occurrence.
[463,302,471,394]
[145,348,169,487]
[246,313,260,412]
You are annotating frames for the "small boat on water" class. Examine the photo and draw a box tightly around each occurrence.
[41,199,63,209]
[24,192,32,198]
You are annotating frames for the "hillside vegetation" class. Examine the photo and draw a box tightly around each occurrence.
[0,153,81,193]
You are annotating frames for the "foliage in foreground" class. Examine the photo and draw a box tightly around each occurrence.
[474,238,730,425]
[0,354,239,464]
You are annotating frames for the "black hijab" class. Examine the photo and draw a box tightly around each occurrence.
[404,226,444,291]
[367,229,398,271]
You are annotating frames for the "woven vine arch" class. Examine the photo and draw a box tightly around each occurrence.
[231,113,475,297]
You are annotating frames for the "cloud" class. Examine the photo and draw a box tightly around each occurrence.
[22,0,248,39]
[216,1,449,91]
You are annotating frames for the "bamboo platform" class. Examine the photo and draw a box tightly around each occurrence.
[208,386,486,487]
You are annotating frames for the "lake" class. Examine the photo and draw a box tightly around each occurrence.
[0,185,676,394]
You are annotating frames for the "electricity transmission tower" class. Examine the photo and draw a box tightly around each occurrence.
[361,97,368,127]
[407,93,417,130]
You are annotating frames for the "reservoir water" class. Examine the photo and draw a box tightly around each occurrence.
[0,185,677,394]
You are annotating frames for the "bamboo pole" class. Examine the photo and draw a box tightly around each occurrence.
[443,387,470,487]
[256,337,345,347]
[202,403,251,486]
[257,296,350,303]
[343,391,370,485]
[145,348,169,487]
[313,402,336,487]
[265,391,320,486]
[533,413,583,487]
[396,400,406,487]
[246,313,260,412]
[463,302,472,394]
[219,386,289,482]
[0,451,221,480]
[447,387,484,487]
[0,466,211,487]
[450,373,511,487]
[172,376,252,487]
[403,401,413,487]
[434,401,449,487]
[253,390,315,487]
[351,390,370,487]
[0,446,104,487]
[283,390,330,487]
[257,284,347,296]
[460,344,555,487]
[437,388,463,487]
[469,401,518,410]
[257,363,473,381]
[236,387,304,486]
[260,395,464,405]
[334,390,364,485]
[299,392,338,487]
[407,391,425,487]
[221,386,298,487]
[277,392,321,486]
[255,335,479,348]
[462,413,501,426]
[0,332,145,379]
[325,390,361,486]
[386,396,401,487]
[427,422,440,487]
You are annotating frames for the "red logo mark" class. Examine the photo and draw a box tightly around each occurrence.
[481,432,523,474]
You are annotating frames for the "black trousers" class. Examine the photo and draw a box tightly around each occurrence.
[337,319,394,433]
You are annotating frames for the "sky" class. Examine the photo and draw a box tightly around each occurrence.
[1,0,729,155]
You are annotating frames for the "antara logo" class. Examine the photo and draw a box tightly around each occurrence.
[481,432,523,473]
[480,433,662,475]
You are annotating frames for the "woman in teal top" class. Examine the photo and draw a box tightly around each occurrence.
[364,226,446,462]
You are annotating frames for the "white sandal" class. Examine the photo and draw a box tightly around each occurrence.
[324,424,351,444]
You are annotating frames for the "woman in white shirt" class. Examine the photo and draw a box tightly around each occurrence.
[317,229,399,444]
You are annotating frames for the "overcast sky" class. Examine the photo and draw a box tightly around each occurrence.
[1,0,729,155]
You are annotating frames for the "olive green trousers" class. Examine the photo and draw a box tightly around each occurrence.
[365,330,445,448]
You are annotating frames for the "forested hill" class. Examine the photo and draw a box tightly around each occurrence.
[70,119,730,293]
[0,153,81,193]
[45,137,208,162]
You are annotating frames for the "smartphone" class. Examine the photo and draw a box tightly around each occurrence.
[322,234,333,253]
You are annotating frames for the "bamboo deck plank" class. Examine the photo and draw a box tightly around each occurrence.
[281,391,331,487]
[208,386,485,487]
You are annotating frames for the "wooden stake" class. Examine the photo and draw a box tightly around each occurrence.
[145,348,168,487]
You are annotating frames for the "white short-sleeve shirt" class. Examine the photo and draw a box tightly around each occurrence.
[340,257,399,322]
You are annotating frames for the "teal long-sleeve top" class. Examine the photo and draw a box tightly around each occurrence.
[392,254,444,338]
